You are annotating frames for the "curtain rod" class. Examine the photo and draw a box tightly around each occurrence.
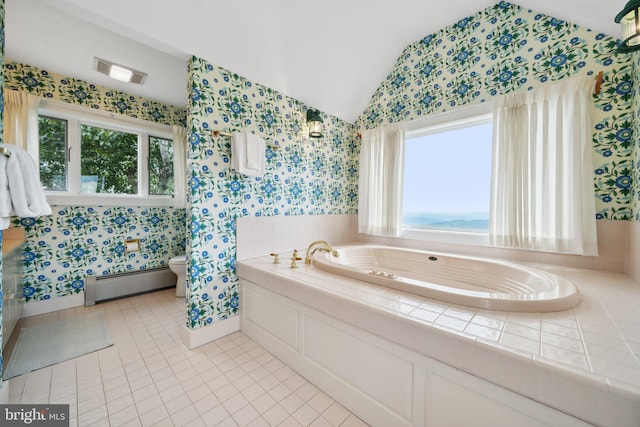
[358,71,605,138]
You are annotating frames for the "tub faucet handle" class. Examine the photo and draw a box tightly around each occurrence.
[270,253,280,264]
[290,249,302,268]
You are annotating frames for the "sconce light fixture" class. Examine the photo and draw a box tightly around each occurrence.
[306,109,324,138]
[615,0,640,52]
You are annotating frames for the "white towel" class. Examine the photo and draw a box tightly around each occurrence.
[0,143,52,229]
[231,132,265,178]
[0,155,11,229]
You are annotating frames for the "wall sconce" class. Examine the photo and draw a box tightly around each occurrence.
[615,0,640,52]
[306,109,324,138]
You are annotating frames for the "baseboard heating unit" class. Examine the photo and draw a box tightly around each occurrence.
[85,268,176,306]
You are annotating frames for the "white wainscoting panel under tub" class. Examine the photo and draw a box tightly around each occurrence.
[238,252,640,426]
[241,280,592,427]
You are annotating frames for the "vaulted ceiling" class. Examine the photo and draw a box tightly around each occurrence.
[5,0,627,123]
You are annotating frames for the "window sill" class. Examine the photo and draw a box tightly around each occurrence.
[401,227,489,247]
[46,193,180,208]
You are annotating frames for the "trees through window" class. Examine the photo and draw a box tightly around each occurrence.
[37,103,175,204]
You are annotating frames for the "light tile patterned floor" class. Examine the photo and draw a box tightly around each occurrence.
[7,289,368,427]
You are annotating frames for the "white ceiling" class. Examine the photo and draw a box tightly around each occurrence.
[5,0,628,123]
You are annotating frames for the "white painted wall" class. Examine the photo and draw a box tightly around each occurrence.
[6,0,188,108]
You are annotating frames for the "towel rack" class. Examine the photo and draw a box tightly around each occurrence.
[211,130,279,150]
[0,147,11,157]
[211,130,232,138]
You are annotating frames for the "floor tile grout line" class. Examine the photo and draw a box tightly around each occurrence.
[5,288,367,426]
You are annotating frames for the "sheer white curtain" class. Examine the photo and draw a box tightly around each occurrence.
[172,125,187,208]
[358,123,405,237]
[490,75,598,255]
[4,89,41,155]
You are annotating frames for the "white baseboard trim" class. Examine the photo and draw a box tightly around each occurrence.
[21,293,85,318]
[0,380,9,404]
[181,316,240,349]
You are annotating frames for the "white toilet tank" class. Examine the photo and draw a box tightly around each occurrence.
[169,255,187,297]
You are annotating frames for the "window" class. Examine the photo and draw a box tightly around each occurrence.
[149,136,175,196]
[403,113,492,234]
[37,101,177,206]
[80,124,138,194]
[39,116,67,191]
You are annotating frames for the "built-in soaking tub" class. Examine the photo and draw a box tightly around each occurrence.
[311,245,579,312]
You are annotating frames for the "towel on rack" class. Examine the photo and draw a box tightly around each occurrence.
[230,132,265,178]
[0,144,52,230]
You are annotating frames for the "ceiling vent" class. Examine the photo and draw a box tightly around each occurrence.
[94,57,148,85]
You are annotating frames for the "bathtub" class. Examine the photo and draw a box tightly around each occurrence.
[311,245,579,312]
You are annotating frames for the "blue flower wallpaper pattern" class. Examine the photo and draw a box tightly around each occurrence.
[12,207,186,302]
[4,61,187,127]
[0,1,637,357]
[633,51,640,221]
[186,57,359,329]
[3,60,189,303]
[356,1,634,221]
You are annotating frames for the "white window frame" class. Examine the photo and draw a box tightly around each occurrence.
[36,100,179,207]
[401,103,493,246]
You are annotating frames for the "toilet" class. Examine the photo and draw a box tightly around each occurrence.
[169,255,186,297]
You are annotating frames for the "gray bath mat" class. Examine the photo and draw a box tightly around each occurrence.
[3,311,113,379]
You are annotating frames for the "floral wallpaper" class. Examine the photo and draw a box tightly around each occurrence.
[3,61,189,303]
[356,1,634,221]
[633,51,640,222]
[4,61,187,127]
[11,207,186,303]
[186,56,358,329]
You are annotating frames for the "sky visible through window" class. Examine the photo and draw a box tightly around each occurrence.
[403,121,492,231]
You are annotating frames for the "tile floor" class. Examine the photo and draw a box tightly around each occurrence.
[6,289,368,427]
